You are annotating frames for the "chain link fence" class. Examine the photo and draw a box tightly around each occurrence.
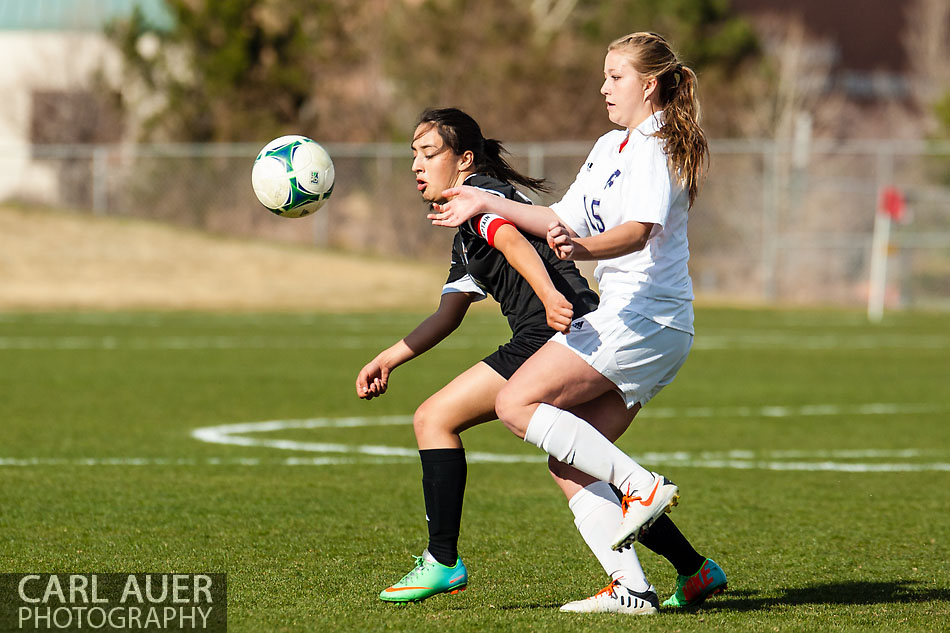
[2,139,949,310]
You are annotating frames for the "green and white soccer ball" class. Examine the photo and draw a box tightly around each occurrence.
[251,135,335,218]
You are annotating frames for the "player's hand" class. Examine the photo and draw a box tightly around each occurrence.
[541,290,573,334]
[547,221,575,260]
[356,359,390,400]
[428,186,487,227]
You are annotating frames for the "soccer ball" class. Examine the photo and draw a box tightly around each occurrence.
[251,135,335,218]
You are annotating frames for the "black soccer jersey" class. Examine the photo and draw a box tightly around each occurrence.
[443,174,599,338]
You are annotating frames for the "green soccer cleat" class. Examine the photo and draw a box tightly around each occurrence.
[379,550,468,603]
[662,558,727,609]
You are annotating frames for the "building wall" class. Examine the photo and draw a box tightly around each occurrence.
[732,0,912,98]
[0,31,122,201]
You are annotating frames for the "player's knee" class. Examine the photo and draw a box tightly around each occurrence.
[412,399,438,441]
[494,386,527,439]
[413,398,459,444]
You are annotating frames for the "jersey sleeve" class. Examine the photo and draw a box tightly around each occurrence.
[442,242,487,300]
[620,137,675,227]
[550,146,600,238]
[467,213,515,248]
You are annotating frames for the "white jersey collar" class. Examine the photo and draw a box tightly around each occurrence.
[632,109,664,136]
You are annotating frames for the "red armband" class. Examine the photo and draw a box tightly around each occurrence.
[471,213,515,248]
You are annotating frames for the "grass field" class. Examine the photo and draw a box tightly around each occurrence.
[1,307,949,632]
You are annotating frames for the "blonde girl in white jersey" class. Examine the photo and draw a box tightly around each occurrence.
[430,32,726,613]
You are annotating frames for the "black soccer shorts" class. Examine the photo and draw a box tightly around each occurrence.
[482,328,555,380]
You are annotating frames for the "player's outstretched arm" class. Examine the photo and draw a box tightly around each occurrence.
[565,221,655,261]
[491,223,573,334]
[356,292,474,399]
[430,186,571,240]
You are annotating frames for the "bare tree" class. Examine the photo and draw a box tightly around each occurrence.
[740,15,837,140]
[902,0,950,128]
[530,0,579,45]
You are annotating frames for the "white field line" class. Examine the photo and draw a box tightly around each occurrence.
[0,336,422,351]
[2,333,950,350]
[4,403,950,471]
[0,457,369,466]
[692,333,950,350]
[641,402,945,418]
[2,456,949,471]
[183,403,950,472]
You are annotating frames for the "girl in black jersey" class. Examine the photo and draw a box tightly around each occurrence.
[357,108,709,606]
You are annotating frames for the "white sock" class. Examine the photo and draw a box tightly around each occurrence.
[569,481,650,593]
[524,403,654,493]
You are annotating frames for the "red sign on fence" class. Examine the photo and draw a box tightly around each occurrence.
[879,186,905,222]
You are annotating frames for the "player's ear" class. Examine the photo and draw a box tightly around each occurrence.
[458,150,475,171]
[642,76,658,101]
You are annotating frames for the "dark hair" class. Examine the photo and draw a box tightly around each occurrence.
[416,108,551,194]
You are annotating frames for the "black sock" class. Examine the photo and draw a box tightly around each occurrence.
[639,514,707,577]
[420,448,466,567]
[608,483,706,577]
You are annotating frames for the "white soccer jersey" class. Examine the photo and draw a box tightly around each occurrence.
[551,111,694,334]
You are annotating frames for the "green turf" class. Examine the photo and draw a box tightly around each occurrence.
[1,307,948,632]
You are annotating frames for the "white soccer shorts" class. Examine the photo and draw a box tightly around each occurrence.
[551,302,692,409]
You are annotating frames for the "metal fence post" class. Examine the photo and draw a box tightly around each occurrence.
[528,143,544,183]
[762,141,779,302]
[867,147,895,322]
[92,145,108,215]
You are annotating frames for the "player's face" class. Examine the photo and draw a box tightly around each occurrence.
[601,50,656,129]
[411,125,469,204]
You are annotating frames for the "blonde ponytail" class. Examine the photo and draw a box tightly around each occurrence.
[609,33,709,207]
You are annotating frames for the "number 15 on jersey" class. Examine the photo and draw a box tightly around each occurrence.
[584,196,605,234]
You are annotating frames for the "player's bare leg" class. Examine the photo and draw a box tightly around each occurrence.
[547,370,723,611]
[412,362,505,449]
[382,362,504,603]
[532,393,655,613]
[496,341,678,550]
